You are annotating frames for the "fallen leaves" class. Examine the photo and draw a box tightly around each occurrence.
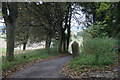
[59,62,119,79]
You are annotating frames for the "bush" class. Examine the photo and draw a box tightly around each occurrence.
[81,37,117,65]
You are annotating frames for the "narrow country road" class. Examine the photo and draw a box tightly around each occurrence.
[11,56,72,78]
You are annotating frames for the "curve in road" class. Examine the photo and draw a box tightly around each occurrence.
[11,56,72,78]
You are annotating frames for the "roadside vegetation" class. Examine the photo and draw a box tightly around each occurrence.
[60,37,118,79]
[68,37,118,71]
[2,48,58,70]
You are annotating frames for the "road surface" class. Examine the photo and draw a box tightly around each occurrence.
[11,56,72,78]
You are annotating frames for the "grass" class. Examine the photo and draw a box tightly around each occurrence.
[68,52,118,71]
[2,48,58,70]
[67,37,118,71]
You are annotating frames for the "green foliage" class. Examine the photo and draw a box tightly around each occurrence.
[96,3,110,20]
[82,37,117,54]
[80,2,120,39]
[68,52,118,71]
[81,37,117,64]
[52,39,58,48]
[2,48,58,70]
[84,21,108,38]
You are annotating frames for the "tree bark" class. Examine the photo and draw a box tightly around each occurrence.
[58,21,63,53]
[45,35,51,53]
[62,32,66,52]
[67,4,72,51]
[58,34,63,53]
[2,2,18,61]
[23,31,29,50]
[6,22,15,61]
[23,42,27,50]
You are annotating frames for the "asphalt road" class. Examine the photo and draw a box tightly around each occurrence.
[11,56,72,78]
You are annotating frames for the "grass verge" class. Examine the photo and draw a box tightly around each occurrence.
[2,48,58,70]
[68,53,118,72]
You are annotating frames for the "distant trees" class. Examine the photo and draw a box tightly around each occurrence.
[2,2,18,61]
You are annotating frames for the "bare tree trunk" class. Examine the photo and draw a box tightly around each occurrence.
[23,42,27,50]
[67,5,72,51]
[45,35,51,53]
[63,32,66,52]
[58,35,62,53]
[6,22,15,61]
[2,2,18,61]
[66,26,71,51]
[58,20,63,53]
[23,31,29,50]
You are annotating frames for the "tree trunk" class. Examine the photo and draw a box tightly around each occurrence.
[58,35,62,53]
[23,42,27,50]
[67,4,72,51]
[23,31,29,50]
[6,22,15,61]
[45,35,51,53]
[2,2,18,61]
[66,24,71,51]
[58,20,63,53]
[63,32,66,52]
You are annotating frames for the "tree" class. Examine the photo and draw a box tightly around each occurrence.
[13,2,73,54]
[25,2,69,53]
[2,2,18,61]
[57,3,73,53]
[79,2,120,38]
[78,2,120,53]
[25,2,61,53]
[15,3,35,50]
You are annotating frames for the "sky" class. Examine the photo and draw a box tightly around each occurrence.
[0,19,4,26]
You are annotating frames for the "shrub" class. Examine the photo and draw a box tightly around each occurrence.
[81,37,117,65]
